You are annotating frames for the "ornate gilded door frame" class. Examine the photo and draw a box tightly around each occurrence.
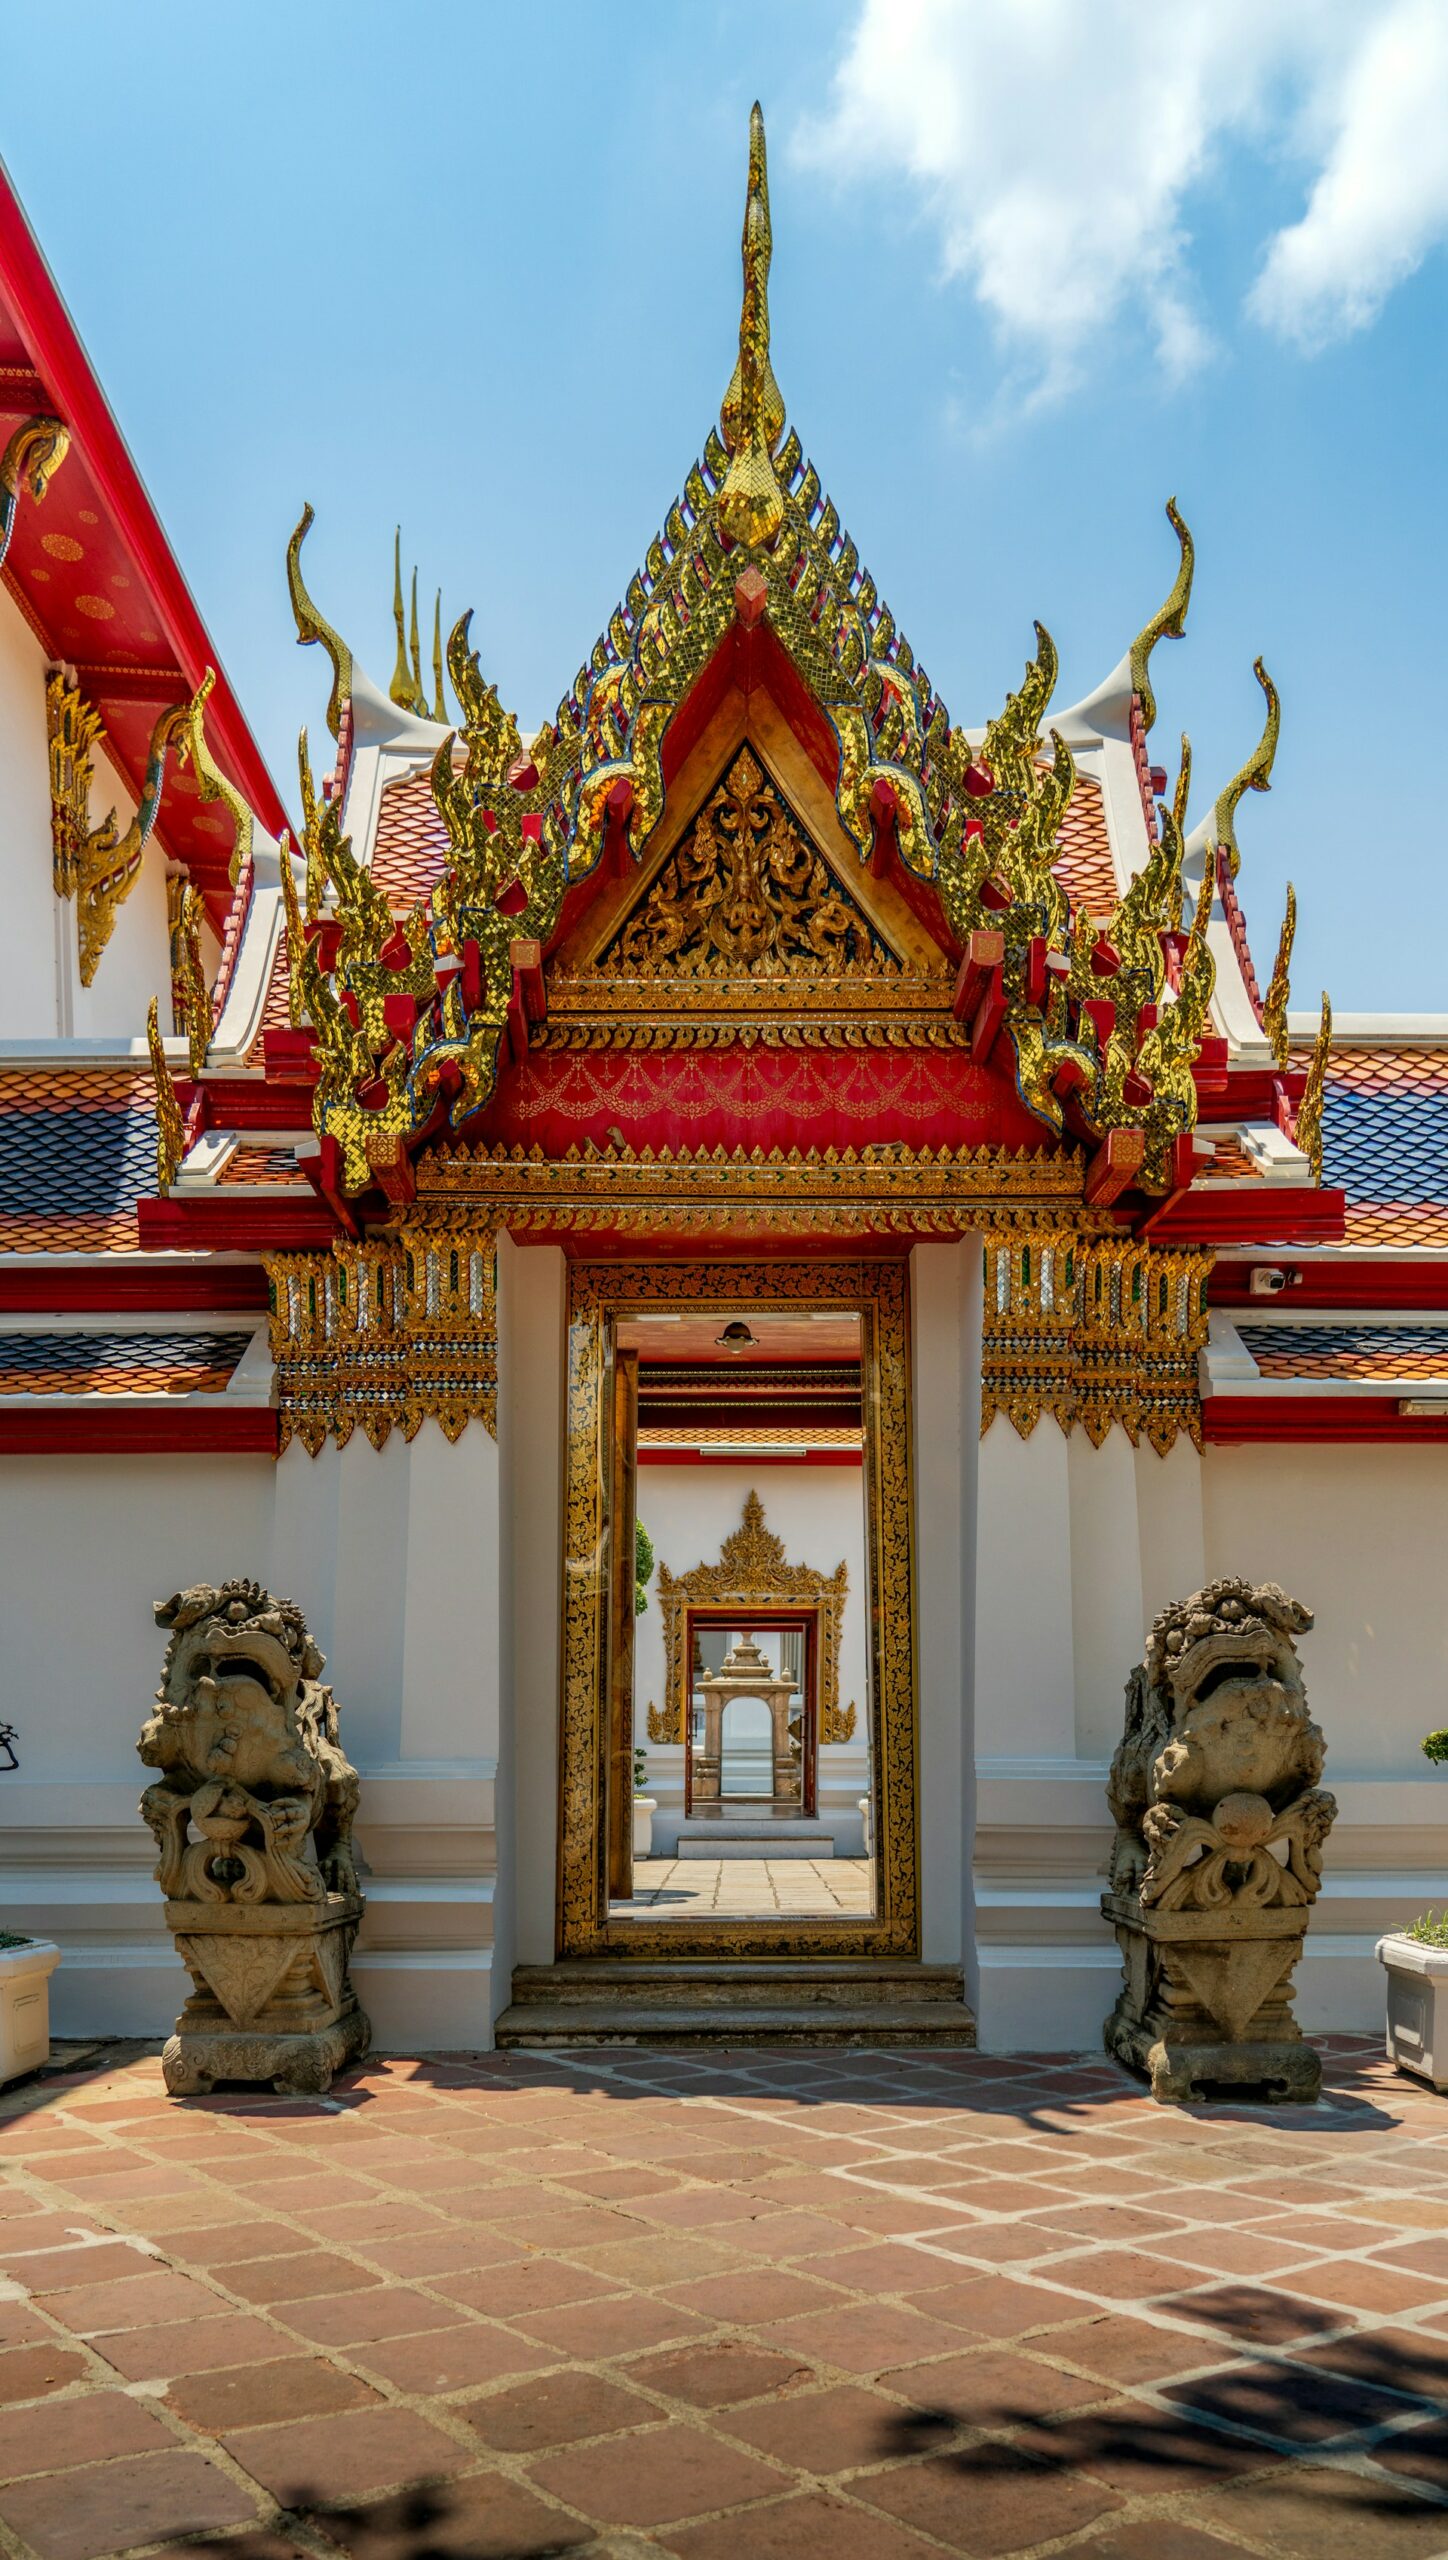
[557,1257,919,1960]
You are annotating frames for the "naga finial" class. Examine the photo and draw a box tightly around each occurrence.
[287,506,354,741]
[1212,657,1280,879]
[1296,990,1332,1184]
[718,102,786,549]
[0,416,71,572]
[178,670,254,888]
[1263,882,1296,1068]
[1129,498,1194,737]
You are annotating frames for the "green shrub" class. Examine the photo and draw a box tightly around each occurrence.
[1407,1909,1448,1947]
[635,1518,654,1616]
[633,1746,649,1794]
[1422,1729,1448,1765]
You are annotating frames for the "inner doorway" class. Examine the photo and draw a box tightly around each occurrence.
[557,1260,919,1960]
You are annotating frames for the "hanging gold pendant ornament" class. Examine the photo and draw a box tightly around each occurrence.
[46,671,191,985]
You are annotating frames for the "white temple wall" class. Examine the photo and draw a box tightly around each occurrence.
[0,1452,274,2035]
[632,1458,871,1856]
[1201,1441,1448,2031]
[974,1425,1215,2052]
[0,587,65,1037]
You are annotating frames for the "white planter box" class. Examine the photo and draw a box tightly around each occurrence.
[633,1797,657,1858]
[1378,1933,1448,2090]
[0,1939,61,2087]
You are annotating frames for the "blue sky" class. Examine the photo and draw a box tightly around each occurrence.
[6,0,1446,1009]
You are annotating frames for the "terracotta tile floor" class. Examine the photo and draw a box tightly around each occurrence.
[2,2036,1448,2559]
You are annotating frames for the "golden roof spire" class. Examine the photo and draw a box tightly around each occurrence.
[719,102,786,549]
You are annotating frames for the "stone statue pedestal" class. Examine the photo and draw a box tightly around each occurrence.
[162,1893,369,2097]
[1102,1896,1322,2105]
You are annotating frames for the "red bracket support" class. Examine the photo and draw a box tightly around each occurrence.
[952,929,1004,1022]
[1084,1127,1146,1208]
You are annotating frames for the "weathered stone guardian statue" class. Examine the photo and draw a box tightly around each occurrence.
[139,1581,369,2095]
[1103,1577,1334,2104]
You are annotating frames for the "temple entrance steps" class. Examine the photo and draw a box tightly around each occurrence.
[494,1960,976,2049]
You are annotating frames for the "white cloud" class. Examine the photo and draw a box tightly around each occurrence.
[795,0,1447,409]
[1250,0,1448,347]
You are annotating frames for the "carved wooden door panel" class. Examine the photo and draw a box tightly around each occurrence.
[606,1347,639,1902]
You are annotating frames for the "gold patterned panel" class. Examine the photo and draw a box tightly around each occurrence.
[559,1259,917,1961]
[264,1220,498,1452]
[980,1223,1212,1454]
[654,1490,849,1767]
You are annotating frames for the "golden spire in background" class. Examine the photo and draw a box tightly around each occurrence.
[719,103,786,549]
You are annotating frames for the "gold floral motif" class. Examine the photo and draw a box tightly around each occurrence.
[607,747,896,981]
[980,1226,1212,1453]
[655,1491,849,1770]
[645,1699,681,1746]
[1262,884,1295,1070]
[0,417,70,572]
[821,1697,858,1745]
[264,1220,498,1453]
[559,1260,918,1961]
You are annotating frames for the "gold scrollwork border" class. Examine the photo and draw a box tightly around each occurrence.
[654,1489,848,1757]
[559,1258,918,1962]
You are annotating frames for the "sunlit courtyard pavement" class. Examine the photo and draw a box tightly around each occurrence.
[3,2037,1448,2560]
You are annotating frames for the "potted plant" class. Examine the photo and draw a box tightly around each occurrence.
[1378,1727,1448,2090]
[633,1746,657,1859]
[0,1931,62,2087]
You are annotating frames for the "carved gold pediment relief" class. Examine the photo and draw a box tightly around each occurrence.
[546,720,953,1036]
[601,746,897,983]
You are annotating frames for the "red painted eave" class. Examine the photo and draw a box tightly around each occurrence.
[1138,1186,1346,1247]
[0,158,289,856]
[1204,1394,1448,1446]
[0,1407,278,1456]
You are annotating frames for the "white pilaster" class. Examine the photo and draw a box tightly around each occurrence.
[1068,1430,1144,1760]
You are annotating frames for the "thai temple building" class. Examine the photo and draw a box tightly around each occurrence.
[2,111,1445,2062]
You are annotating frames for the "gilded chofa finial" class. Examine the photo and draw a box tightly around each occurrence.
[719,103,786,549]
[286,505,353,742]
[1212,657,1280,879]
[1263,882,1296,1068]
[1129,498,1194,736]
[390,530,413,711]
[1297,990,1332,1183]
[431,591,446,723]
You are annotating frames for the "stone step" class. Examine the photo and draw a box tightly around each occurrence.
[494,1998,978,2050]
[503,1966,972,2007]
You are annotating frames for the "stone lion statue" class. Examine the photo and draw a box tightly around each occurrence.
[140,1580,359,1907]
[1103,1575,1335,2103]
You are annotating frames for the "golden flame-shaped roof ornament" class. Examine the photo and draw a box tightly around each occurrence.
[1129,498,1195,737]
[718,103,786,550]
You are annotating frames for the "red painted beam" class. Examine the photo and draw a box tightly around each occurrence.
[0,173,290,845]
[137,1197,338,1251]
[0,1267,267,1314]
[1204,1395,1448,1445]
[0,1408,278,1456]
